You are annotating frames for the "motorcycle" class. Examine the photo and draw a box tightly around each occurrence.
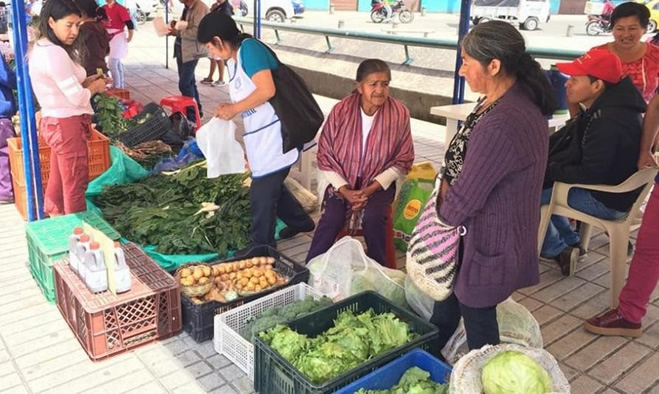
[585,14,612,36]
[371,0,414,24]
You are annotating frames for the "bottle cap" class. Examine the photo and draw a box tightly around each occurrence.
[73,227,84,235]
[80,234,91,242]
[90,242,100,250]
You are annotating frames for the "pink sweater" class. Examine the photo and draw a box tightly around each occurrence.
[29,39,94,118]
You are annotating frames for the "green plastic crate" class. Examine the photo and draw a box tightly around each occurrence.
[26,211,120,303]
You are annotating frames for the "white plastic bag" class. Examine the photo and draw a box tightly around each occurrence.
[405,275,434,321]
[441,298,544,364]
[196,117,245,178]
[307,236,407,308]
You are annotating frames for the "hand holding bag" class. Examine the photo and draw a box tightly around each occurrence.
[406,176,466,301]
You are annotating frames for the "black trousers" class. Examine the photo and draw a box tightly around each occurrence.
[430,292,500,354]
[249,167,313,247]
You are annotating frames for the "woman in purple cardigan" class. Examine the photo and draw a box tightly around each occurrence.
[430,21,556,352]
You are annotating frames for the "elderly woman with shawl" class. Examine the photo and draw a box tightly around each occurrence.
[306,59,415,266]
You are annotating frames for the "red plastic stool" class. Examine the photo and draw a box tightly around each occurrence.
[159,95,201,130]
[336,206,397,269]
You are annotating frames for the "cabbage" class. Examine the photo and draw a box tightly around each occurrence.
[481,350,552,394]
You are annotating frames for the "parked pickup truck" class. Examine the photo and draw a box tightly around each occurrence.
[471,0,551,31]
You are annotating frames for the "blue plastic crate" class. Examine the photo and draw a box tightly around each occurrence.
[334,349,451,394]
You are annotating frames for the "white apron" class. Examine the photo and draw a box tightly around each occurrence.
[227,48,298,178]
[107,28,128,59]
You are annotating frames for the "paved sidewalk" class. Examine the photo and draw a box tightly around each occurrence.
[1,27,658,394]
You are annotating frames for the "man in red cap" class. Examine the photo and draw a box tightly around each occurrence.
[539,49,647,276]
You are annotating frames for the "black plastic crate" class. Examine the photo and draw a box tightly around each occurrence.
[253,291,440,394]
[181,246,309,343]
[119,103,172,147]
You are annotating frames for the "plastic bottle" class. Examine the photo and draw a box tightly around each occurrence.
[113,242,131,293]
[76,234,92,280]
[68,227,85,273]
[84,242,108,293]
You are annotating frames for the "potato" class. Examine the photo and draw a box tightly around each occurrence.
[180,268,192,278]
[221,274,229,281]
[202,266,211,277]
[240,277,249,286]
[236,272,243,280]
[266,257,276,265]
[218,265,226,274]
[193,268,204,280]
[246,261,254,268]
[229,272,237,280]
[265,270,275,278]
[198,277,210,285]
[249,277,259,285]
[243,269,253,278]
[253,269,262,278]
[236,283,244,291]
[246,283,255,291]
[255,285,262,292]
[265,264,274,272]
[182,277,194,287]
[179,277,187,285]
[267,276,277,285]
[251,257,260,266]
[238,261,246,270]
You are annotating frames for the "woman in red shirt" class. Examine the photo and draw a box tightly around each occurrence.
[102,0,134,89]
[592,2,659,102]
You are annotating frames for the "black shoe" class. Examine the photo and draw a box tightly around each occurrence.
[555,246,578,276]
[278,222,315,240]
[569,242,587,261]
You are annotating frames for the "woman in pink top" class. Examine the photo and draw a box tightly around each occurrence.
[29,0,106,216]
[592,2,659,102]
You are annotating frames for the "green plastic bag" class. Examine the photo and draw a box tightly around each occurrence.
[393,178,434,252]
[86,146,150,197]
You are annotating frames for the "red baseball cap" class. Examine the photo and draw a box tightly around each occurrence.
[556,49,623,84]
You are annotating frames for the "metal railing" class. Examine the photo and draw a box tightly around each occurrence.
[235,17,585,65]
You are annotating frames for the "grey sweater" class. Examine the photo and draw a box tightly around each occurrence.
[439,83,548,308]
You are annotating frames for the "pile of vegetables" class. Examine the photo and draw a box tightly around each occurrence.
[356,366,449,394]
[94,163,251,256]
[260,309,416,384]
[115,140,175,169]
[481,351,552,394]
[93,94,135,138]
[242,296,333,342]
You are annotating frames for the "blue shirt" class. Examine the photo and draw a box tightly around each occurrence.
[239,39,278,78]
[0,56,16,118]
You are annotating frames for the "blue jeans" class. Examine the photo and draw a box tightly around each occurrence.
[175,56,202,123]
[541,187,626,257]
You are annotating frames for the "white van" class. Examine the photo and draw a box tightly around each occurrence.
[471,0,551,30]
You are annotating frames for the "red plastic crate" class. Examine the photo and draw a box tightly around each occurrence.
[53,243,182,361]
[8,129,111,219]
[107,88,131,100]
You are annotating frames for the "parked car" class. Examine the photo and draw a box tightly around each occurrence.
[471,0,551,31]
[242,0,296,22]
[136,0,159,23]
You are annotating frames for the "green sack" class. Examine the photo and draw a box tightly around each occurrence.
[393,178,434,252]
[86,146,150,197]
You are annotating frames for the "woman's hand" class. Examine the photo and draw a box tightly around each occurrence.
[82,75,102,88]
[215,103,239,120]
[338,186,367,210]
[87,78,107,95]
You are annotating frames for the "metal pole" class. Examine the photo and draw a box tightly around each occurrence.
[165,1,170,69]
[11,0,44,220]
[254,0,261,39]
[452,0,470,104]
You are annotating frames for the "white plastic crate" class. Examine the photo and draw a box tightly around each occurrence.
[213,283,326,380]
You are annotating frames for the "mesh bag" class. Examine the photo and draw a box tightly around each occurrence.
[449,344,570,394]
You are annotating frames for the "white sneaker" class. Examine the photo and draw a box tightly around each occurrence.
[212,80,227,87]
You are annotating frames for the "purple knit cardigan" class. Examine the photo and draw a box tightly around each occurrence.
[439,83,549,308]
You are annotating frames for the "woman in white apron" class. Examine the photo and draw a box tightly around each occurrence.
[102,0,134,88]
[197,12,315,250]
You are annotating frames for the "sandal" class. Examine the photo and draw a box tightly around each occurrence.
[200,77,213,85]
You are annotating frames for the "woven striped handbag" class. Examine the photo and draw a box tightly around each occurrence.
[406,176,466,301]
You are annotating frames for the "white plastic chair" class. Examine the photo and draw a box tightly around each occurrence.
[537,168,658,308]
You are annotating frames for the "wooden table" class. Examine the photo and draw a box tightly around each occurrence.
[430,103,571,147]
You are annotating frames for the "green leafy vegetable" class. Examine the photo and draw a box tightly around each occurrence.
[260,309,416,384]
[94,163,251,256]
[356,366,449,394]
[481,350,552,394]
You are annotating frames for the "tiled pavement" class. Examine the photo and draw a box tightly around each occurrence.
[2,24,658,394]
